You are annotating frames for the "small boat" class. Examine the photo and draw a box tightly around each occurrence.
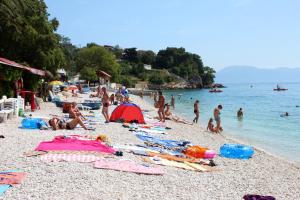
[273,88,288,91]
[209,89,223,93]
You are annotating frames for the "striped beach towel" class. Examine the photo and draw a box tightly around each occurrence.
[40,154,102,163]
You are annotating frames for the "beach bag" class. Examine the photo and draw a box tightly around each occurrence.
[183,146,208,158]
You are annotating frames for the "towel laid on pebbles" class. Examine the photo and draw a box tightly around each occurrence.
[0,171,26,196]
[94,159,164,175]
[40,154,103,163]
[35,136,115,154]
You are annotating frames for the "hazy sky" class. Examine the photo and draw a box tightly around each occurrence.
[45,0,300,70]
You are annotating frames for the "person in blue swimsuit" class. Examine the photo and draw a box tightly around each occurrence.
[214,105,223,133]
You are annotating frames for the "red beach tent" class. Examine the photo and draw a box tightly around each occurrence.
[110,103,145,124]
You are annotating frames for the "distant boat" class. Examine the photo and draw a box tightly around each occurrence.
[274,84,288,91]
[209,89,223,93]
[273,88,288,91]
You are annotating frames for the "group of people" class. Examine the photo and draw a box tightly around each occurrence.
[43,83,135,132]
[153,91,247,134]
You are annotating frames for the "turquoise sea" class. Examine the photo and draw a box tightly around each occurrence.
[147,83,300,163]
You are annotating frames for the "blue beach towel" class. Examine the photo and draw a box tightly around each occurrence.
[0,185,11,196]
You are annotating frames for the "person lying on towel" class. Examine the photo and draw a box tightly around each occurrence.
[69,102,86,120]
[49,117,89,130]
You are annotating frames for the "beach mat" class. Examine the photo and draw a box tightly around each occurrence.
[144,157,210,172]
[94,159,164,175]
[40,153,103,163]
[0,172,26,185]
[0,185,11,196]
[35,136,115,154]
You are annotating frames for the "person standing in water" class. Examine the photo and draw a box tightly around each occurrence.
[157,91,165,122]
[101,87,110,123]
[237,108,243,118]
[214,105,223,133]
[170,95,175,109]
[193,100,200,123]
[154,92,158,103]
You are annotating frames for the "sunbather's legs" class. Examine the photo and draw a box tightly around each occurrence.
[68,117,87,130]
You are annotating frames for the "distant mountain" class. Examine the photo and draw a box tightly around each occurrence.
[215,66,300,83]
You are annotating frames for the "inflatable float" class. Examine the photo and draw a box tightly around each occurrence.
[209,89,223,93]
[220,144,254,159]
[183,146,216,159]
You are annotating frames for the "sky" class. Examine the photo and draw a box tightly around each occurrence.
[45,0,300,71]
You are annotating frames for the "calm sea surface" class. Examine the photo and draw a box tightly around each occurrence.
[146,83,300,163]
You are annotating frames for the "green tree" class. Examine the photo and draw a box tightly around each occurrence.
[80,67,97,84]
[149,74,165,85]
[75,45,120,82]
[202,66,216,85]
[122,48,139,63]
[137,50,156,65]
[0,0,67,93]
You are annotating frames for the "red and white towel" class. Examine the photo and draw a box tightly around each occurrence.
[40,153,102,163]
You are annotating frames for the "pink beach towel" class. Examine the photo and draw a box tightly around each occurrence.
[40,154,102,163]
[94,159,164,175]
[35,136,115,154]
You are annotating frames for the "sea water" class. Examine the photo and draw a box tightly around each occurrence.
[146,83,300,163]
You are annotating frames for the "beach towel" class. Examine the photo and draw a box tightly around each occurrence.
[243,195,276,200]
[94,159,164,175]
[40,154,103,163]
[113,144,159,153]
[0,185,11,196]
[0,172,26,185]
[147,152,206,164]
[144,157,196,171]
[135,132,190,150]
[35,136,115,154]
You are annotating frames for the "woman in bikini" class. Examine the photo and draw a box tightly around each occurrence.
[48,117,88,130]
[193,100,199,123]
[101,87,110,123]
[69,102,86,119]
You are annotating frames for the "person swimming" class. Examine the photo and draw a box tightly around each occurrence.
[280,112,289,117]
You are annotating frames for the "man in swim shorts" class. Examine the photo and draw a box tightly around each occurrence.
[214,104,223,133]
[157,91,165,122]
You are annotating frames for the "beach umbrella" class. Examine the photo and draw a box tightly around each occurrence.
[66,85,78,91]
[49,80,63,85]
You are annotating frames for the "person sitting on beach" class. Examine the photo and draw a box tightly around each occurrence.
[69,102,86,119]
[164,104,192,125]
[193,100,200,123]
[207,118,216,133]
[156,91,165,122]
[214,105,223,133]
[237,108,243,118]
[48,117,88,130]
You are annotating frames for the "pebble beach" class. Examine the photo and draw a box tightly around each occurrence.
[0,94,300,200]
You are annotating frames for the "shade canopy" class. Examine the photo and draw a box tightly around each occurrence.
[0,57,47,76]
